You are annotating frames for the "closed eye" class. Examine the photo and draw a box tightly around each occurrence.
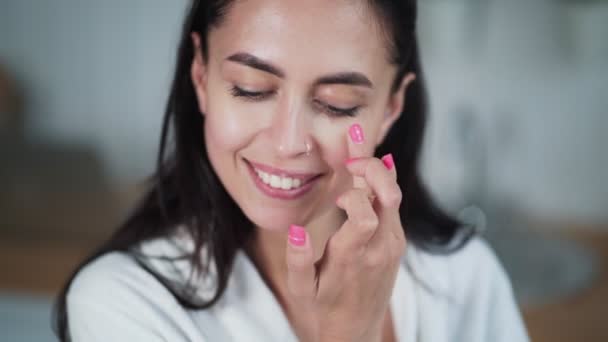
[313,100,360,117]
[230,85,360,117]
[230,86,274,101]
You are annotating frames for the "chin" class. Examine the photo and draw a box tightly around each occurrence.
[242,204,302,232]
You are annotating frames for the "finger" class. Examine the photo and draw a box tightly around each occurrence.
[381,153,396,180]
[346,123,370,190]
[334,188,379,254]
[285,225,317,301]
[346,156,405,243]
[345,155,402,211]
[347,153,396,180]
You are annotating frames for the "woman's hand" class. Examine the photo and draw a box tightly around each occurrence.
[285,123,407,342]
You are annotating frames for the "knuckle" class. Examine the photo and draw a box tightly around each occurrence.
[384,188,403,208]
[367,158,386,175]
[356,216,379,233]
[330,240,356,266]
[335,249,356,267]
[364,250,389,268]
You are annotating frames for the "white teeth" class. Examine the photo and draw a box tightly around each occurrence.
[270,175,281,188]
[254,168,306,190]
[281,177,293,190]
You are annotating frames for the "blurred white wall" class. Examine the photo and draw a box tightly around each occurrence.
[419,0,608,225]
[1,0,607,226]
[0,0,188,180]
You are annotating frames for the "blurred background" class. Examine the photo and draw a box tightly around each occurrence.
[1,0,607,341]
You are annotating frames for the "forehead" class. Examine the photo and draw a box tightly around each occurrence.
[207,0,392,78]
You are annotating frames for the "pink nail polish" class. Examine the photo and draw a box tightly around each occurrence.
[345,157,362,165]
[349,124,365,144]
[381,153,394,170]
[289,225,306,246]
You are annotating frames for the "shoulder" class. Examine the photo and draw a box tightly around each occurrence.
[445,237,509,293]
[404,237,530,341]
[67,251,179,322]
[66,251,202,341]
[68,230,212,308]
[406,237,509,298]
[68,251,163,305]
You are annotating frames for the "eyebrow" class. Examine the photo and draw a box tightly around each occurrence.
[225,52,373,88]
[314,72,373,88]
[227,53,285,78]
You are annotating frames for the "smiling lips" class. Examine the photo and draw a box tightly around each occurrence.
[245,159,322,199]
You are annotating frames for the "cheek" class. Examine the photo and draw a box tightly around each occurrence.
[314,117,378,163]
[316,123,349,169]
[204,95,260,155]
[312,120,354,189]
[313,117,381,192]
[205,111,248,152]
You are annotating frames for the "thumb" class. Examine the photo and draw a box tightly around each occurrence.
[285,224,316,300]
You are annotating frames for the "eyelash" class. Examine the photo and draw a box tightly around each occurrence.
[229,85,360,117]
[230,86,272,101]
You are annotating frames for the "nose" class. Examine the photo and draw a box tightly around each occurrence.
[270,99,313,158]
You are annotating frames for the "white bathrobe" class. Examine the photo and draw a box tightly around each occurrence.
[67,234,530,341]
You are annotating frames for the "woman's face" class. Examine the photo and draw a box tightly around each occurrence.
[192,0,412,232]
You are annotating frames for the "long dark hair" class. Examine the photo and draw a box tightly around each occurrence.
[53,0,474,340]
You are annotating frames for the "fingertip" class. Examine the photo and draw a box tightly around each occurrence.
[348,123,365,144]
[288,224,307,247]
[381,153,394,171]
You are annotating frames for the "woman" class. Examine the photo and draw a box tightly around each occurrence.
[54,0,529,341]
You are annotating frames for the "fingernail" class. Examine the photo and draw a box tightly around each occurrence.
[289,224,306,246]
[345,157,362,165]
[349,123,365,144]
[381,153,394,170]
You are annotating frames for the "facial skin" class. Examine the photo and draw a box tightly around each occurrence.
[191,0,414,256]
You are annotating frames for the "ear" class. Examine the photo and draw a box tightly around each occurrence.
[375,72,416,146]
[190,32,208,115]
